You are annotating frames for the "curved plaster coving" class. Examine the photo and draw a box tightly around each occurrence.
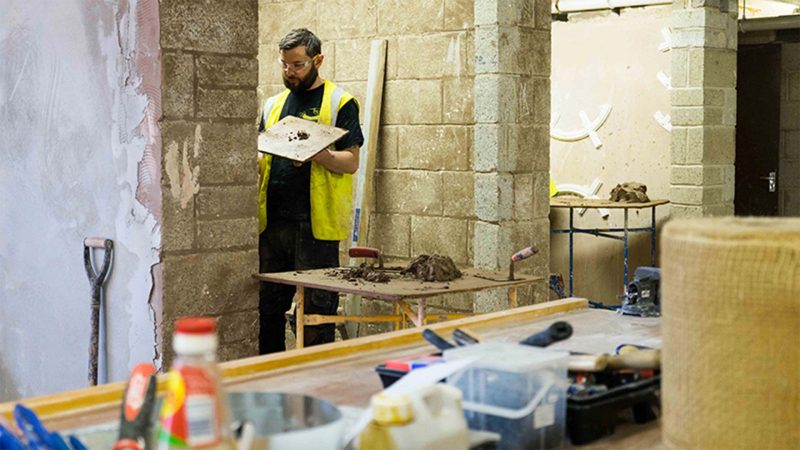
[555,178,611,218]
[550,104,613,149]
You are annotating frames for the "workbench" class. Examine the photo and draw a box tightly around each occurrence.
[253,267,542,348]
[550,198,669,297]
[0,299,663,449]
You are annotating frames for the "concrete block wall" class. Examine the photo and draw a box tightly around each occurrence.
[160,0,260,365]
[670,0,737,217]
[472,0,552,312]
[781,43,800,216]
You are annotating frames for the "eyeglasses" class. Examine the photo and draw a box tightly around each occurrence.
[278,55,318,72]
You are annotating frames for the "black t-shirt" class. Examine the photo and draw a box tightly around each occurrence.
[259,84,364,223]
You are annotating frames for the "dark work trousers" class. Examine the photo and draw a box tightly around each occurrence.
[259,221,340,354]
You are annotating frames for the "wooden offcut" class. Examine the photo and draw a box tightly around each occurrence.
[257,115,348,162]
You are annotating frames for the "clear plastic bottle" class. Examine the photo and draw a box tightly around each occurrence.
[157,317,235,449]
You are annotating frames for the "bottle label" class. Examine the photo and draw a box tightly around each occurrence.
[158,368,222,448]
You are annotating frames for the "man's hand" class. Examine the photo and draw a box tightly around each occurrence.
[310,145,359,174]
[311,148,334,165]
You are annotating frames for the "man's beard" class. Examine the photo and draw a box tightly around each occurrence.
[283,66,318,94]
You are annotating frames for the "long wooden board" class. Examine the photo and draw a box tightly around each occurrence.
[253,267,542,301]
[551,198,669,209]
[346,39,388,337]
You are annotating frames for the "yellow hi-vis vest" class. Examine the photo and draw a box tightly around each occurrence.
[258,80,357,240]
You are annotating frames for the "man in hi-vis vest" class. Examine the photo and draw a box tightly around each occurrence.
[258,29,364,354]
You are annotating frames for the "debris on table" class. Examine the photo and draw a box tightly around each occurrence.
[324,254,463,283]
[609,182,650,203]
[401,254,462,282]
[332,264,393,283]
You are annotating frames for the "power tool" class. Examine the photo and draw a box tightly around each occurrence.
[621,267,660,317]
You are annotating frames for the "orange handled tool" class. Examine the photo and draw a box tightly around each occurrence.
[114,363,157,450]
[349,246,384,269]
[509,245,539,280]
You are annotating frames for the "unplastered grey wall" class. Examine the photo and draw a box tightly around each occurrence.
[0,0,162,401]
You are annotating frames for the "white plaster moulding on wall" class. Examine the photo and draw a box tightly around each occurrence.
[550,105,612,149]
[654,111,672,132]
[654,65,672,132]
[579,111,604,149]
[553,0,670,13]
[659,28,672,52]
[555,178,611,218]
[657,71,671,90]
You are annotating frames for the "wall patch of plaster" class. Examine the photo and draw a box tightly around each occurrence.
[165,124,201,209]
[446,34,462,78]
[0,0,162,399]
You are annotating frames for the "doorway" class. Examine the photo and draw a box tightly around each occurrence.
[735,44,782,216]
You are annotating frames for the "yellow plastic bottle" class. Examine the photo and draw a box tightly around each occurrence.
[157,317,235,449]
[358,384,469,450]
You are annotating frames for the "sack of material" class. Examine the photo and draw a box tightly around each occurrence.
[661,218,800,450]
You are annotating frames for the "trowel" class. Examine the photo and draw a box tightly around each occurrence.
[472,245,539,282]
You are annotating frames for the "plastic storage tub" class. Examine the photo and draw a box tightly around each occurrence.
[444,343,569,450]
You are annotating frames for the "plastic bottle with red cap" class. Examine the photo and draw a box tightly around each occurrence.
[156,317,235,449]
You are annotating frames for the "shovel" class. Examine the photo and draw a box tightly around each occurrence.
[84,237,113,386]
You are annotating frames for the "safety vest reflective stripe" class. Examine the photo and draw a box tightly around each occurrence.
[262,95,278,123]
[329,87,345,128]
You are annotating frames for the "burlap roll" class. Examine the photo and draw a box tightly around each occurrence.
[661,218,800,449]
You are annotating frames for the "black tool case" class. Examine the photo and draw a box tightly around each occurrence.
[374,364,406,388]
[567,374,660,445]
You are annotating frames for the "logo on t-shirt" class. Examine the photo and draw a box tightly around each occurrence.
[300,107,320,122]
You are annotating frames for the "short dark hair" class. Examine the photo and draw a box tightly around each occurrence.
[279,28,322,57]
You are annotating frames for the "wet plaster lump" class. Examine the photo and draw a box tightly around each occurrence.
[288,130,310,142]
[609,182,650,203]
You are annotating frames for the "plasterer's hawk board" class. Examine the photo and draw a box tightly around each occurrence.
[258,115,348,162]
